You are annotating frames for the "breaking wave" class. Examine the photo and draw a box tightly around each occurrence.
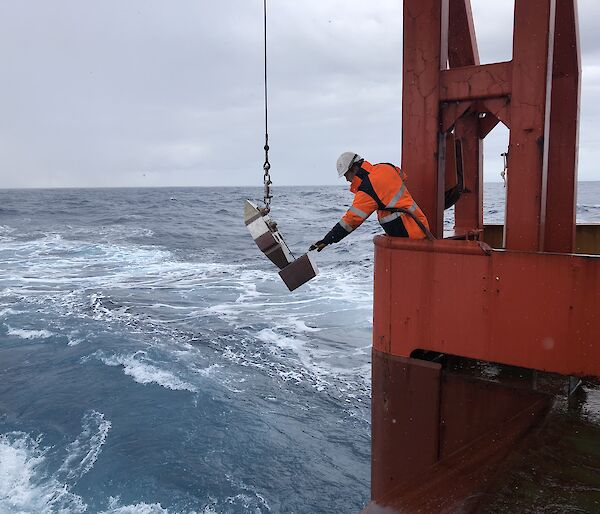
[0,411,110,514]
[87,351,198,393]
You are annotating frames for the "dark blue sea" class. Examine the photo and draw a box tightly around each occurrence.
[0,183,599,514]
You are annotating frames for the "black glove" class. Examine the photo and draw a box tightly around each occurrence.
[309,240,328,252]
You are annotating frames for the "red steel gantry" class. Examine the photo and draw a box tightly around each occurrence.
[367,0,599,511]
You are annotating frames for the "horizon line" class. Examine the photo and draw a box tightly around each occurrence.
[1,180,599,191]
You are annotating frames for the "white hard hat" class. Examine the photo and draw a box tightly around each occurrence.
[336,152,362,178]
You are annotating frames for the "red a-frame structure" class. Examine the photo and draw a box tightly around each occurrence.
[366,0,599,511]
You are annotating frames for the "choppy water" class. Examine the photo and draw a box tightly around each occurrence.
[0,183,598,514]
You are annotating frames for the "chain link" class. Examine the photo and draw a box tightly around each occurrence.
[263,137,272,211]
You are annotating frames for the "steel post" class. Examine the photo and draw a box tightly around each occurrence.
[544,0,580,253]
[504,0,557,251]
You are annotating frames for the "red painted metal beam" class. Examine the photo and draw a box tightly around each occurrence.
[440,63,512,102]
[448,0,479,67]
[441,101,472,134]
[444,132,459,197]
[448,0,483,235]
[401,0,448,238]
[373,237,600,378]
[544,0,580,253]
[504,0,557,251]
[479,97,511,129]
[478,114,500,139]
[454,113,483,232]
[476,97,512,139]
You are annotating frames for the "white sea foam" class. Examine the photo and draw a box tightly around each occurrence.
[0,234,178,293]
[149,303,194,311]
[92,225,155,241]
[194,363,224,377]
[205,264,371,331]
[234,282,265,304]
[101,496,240,514]
[284,316,321,333]
[0,410,112,514]
[256,328,330,388]
[89,293,134,323]
[6,326,53,340]
[57,410,112,483]
[94,351,197,392]
[224,474,271,512]
[0,432,87,513]
[0,412,181,514]
[309,268,373,304]
[101,497,172,514]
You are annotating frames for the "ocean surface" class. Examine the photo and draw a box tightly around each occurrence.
[0,183,599,514]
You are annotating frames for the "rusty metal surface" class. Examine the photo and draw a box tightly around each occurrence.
[367,352,552,512]
[373,236,600,378]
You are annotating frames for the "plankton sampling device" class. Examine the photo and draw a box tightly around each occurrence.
[244,201,318,291]
[243,0,318,291]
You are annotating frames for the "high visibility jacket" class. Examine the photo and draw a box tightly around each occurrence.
[322,161,429,244]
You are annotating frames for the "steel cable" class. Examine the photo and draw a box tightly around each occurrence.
[262,0,272,211]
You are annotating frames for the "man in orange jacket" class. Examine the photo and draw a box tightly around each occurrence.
[310,152,430,252]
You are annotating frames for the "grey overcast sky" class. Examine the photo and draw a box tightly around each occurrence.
[0,1,599,188]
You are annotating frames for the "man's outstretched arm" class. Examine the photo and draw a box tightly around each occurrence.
[310,191,377,251]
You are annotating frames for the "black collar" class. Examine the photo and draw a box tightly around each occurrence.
[356,167,369,179]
